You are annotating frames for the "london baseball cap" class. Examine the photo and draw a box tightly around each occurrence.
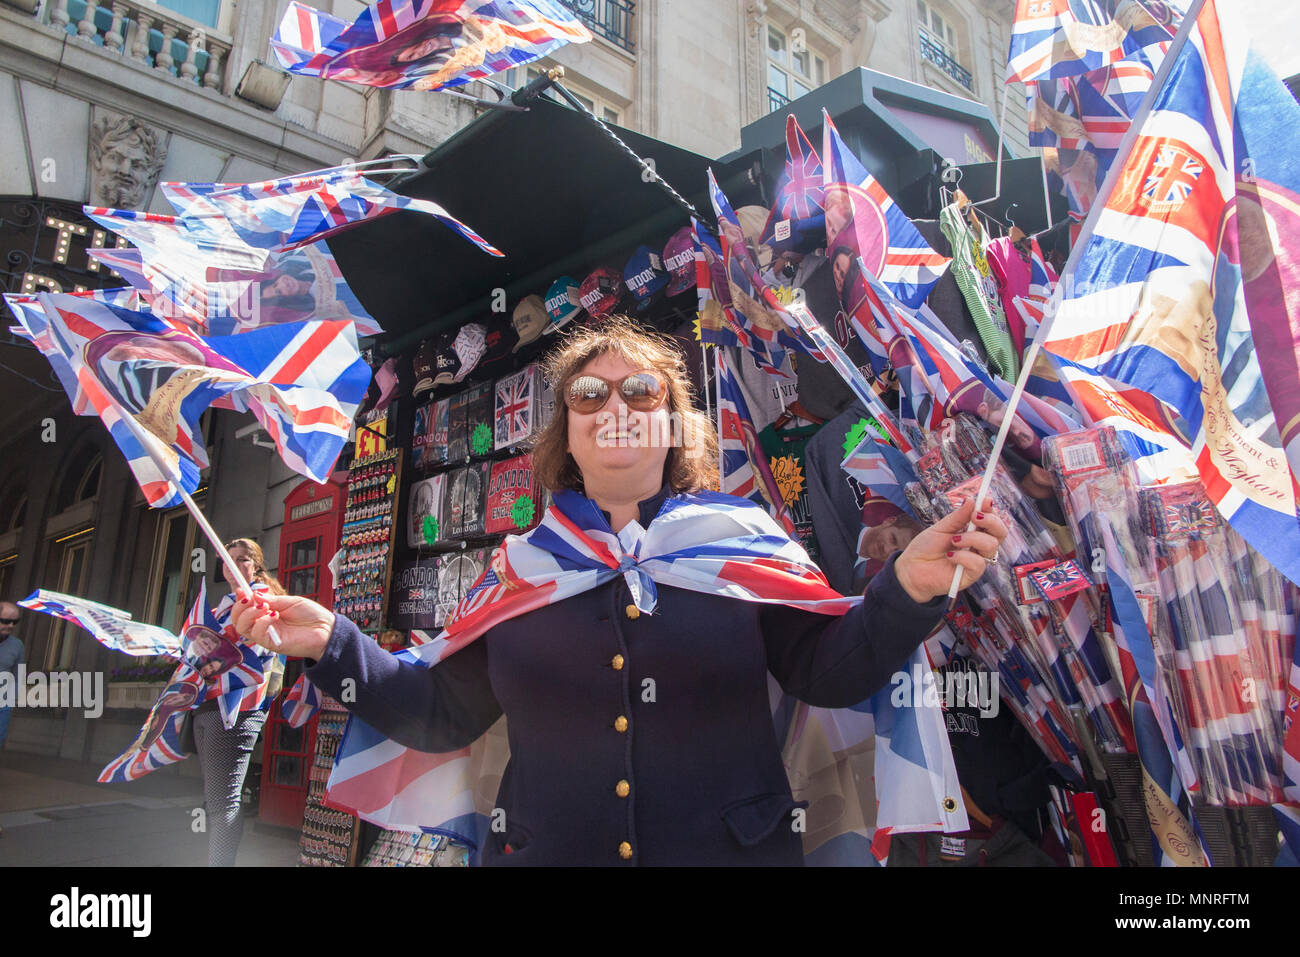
[542,276,583,333]
[431,330,462,388]
[511,294,550,353]
[662,227,696,296]
[623,245,670,311]
[413,337,438,398]
[578,266,624,319]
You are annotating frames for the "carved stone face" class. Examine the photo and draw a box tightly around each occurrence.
[90,118,166,210]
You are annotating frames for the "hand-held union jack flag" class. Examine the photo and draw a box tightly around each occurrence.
[18,590,182,658]
[760,113,825,252]
[1008,0,1181,84]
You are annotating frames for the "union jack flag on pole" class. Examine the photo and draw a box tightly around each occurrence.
[271,0,592,92]
[821,110,950,310]
[759,113,825,252]
[18,590,182,658]
[1042,0,1300,585]
[15,293,370,508]
[1007,0,1181,84]
[193,170,503,257]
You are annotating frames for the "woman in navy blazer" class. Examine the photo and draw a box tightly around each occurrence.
[231,317,1007,865]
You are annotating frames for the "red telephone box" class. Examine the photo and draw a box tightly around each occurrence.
[259,477,345,828]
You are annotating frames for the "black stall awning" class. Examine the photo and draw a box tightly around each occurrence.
[328,97,757,355]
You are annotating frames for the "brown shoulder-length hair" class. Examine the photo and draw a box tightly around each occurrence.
[223,537,287,596]
[532,315,719,495]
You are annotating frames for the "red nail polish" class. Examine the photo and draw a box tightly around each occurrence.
[976,512,985,520]
[952,534,962,544]
[946,551,955,558]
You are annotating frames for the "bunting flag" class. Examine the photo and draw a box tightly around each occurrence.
[1007,0,1181,84]
[821,110,950,310]
[1042,0,1300,585]
[316,490,966,855]
[270,0,591,92]
[190,171,503,257]
[17,590,181,658]
[759,113,826,252]
[16,293,370,508]
[715,348,797,536]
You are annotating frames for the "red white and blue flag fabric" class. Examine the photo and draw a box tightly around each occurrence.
[271,0,591,92]
[1042,0,1300,586]
[691,218,788,376]
[759,114,826,253]
[98,589,215,783]
[5,288,139,408]
[15,293,370,508]
[207,584,281,727]
[821,110,950,310]
[17,590,181,658]
[1007,0,1182,84]
[191,171,502,257]
[308,490,965,858]
[715,348,797,536]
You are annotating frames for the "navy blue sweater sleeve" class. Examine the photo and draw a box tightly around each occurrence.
[762,552,946,708]
[303,616,502,753]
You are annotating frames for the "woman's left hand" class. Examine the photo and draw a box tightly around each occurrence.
[894,496,1010,603]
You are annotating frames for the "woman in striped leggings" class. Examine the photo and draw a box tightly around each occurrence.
[193,538,285,867]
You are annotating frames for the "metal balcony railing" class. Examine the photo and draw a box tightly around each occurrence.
[558,0,635,53]
[41,0,231,92]
[767,86,791,114]
[919,30,972,92]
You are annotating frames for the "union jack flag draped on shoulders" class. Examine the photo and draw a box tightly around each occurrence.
[293,490,965,860]
[14,293,370,507]
[1042,0,1300,586]
[1008,0,1182,84]
[271,0,591,92]
[821,110,950,310]
[759,114,826,253]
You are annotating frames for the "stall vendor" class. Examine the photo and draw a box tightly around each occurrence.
[230,316,1007,866]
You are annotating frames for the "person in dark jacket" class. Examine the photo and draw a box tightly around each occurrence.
[230,317,1008,866]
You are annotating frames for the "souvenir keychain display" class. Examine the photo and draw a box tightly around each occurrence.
[335,448,403,630]
[300,702,359,867]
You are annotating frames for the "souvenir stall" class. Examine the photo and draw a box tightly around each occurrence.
[300,36,1298,864]
[20,0,1294,870]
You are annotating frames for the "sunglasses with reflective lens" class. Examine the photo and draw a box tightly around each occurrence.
[564,371,669,415]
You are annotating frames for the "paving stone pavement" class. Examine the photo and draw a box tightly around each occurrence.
[0,751,301,867]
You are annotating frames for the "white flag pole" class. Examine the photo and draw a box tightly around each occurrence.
[942,0,1206,601]
[114,410,283,646]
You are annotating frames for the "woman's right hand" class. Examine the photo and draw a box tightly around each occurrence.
[231,593,335,661]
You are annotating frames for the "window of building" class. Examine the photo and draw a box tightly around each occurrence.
[0,554,16,603]
[916,0,973,92]
[766,23,828,114]
[144,506,204,634]
[55,449,102,514]
[0,487,25,534]
[39,529,94,671]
